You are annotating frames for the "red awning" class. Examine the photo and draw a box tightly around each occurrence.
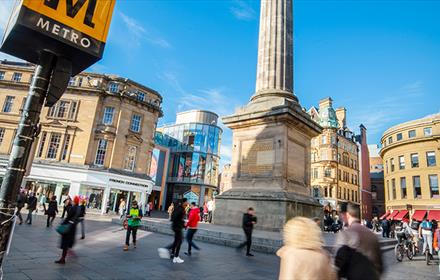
[388,211,400,220]
[394,210,409,221]
[427,210,440,221]
[379,211,390,220]
[411,210,427,222]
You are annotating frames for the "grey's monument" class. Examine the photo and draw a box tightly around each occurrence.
[213,0,322,231]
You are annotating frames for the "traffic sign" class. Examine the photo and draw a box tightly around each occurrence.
[1,0,116,75]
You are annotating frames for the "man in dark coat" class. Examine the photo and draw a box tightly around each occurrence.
[46,196,58,227]
[381,218,390,238]
[25,192,37,225]
[236,207,257,256]
[55,196,80,264]
[158,198,188,264]
[16,190,26,225]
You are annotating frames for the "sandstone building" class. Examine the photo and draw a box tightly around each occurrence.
[309,97,360,215]
[380,113,440,221]
[0,60,162,213]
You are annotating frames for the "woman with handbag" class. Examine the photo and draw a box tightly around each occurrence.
[55,196,80,264]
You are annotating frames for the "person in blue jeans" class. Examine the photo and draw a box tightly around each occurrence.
[420,218,433,258]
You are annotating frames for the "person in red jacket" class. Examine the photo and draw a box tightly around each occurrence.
[184,202,201,256]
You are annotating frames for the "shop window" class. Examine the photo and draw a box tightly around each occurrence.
[2,96,14,113]
[426,151,436,167]
[12,72,22,82]
[37,132,47,158]
[61,134,71,161]
[46,133,61,159]
[424,127,432,136]
[413,176,421,199]
[124,146,137,171]
[411,153,419,168]
[400,177,407,199]
[399,155,405,170]
[94,139,108,166]
[130,114,142,133]
[102,107,115,125]
[429,175,439,197]
[408,130,416,138]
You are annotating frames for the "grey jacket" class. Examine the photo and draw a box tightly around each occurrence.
[334,222,383,276]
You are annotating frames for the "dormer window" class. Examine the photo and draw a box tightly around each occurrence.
[108,82,119,93]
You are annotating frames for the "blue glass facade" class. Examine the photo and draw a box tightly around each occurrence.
[155,121,222,207]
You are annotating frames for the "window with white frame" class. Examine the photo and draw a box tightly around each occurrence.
[0,71,5,80]
[37,132,47,158]
[2,96,14,113]
[48,100,78,120]
[411,153,419,168]
[68,77,76,86]
[424,127,432,136]
[124,146,137,171]
[429,175,439,197]
[399,155,405,170]
[427,151,436,167]
[108,82,119,93]
[46,133,61,159]
[57,101,69,118]
[102,107,115,125]
[130,114,142,132]
[94,139,107,165]
[0,128,5,145]
[137,91,145,101]
[61,134,71,160]
[11,72,22,82]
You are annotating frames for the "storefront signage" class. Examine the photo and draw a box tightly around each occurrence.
[109,178,149,189]
[1,0,116,74]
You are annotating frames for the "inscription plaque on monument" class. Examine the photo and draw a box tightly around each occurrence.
[239,139,274,177]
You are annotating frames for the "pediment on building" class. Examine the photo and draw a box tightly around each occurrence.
[126,132,143,144]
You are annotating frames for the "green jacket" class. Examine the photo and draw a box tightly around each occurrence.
[127,208,142,227]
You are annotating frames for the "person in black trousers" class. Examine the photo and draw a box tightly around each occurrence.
[237,207,257,256]
[46,196,58,227]
[158,198,188,264]
[25,192,37,225]
[16,190,26,225]
[55,196,80,264]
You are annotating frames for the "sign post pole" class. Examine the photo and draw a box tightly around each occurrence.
[0,51,55,270]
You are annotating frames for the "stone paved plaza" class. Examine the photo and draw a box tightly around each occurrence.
[3,215,439,280]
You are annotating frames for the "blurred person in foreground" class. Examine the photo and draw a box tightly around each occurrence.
[184,202,201,256]
[277,217,336,280]
[236,207,257,256]
[334,203,383,280]
[55,196,80,264]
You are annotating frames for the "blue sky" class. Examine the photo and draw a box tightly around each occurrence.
[1,0,440,167]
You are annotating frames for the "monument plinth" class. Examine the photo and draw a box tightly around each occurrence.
[213,0,322,231]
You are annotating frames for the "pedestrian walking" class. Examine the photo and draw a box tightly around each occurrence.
[420,217,433,259]
[334,203,383,280]
[148,201,153,217]
[123,200,143,251]
[158,198,188,264]
[16,190,26,225]
[184,202,201,256]
[381,218,390,238]
[203,202,208,222]
[277,217,336,280]
[236,207,257,256]
[55,196,81,264]
[167,202,174,221]
[145,202,150,218]
[119,198,126,219]
[207,199,214,223]
[79,199,86,239]
[46,196,58,227]
[61,196,71,219]
[25,192,37,225]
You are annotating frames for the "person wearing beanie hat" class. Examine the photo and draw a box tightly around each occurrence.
[55,196,80,264]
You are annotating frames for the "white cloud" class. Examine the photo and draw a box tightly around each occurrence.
[119,12,171,49]
[230,0,256,21]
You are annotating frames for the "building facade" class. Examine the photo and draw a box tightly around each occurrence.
[157,110,221,208]
[380,113,440,220]
[218,163,232,194]
[356,125,373,220]
[309,97,361,215]
[0,60,162,213]
[369,144,385,218]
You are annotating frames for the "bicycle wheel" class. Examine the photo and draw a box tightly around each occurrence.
[407,245,414,260]
[395,244,404,262]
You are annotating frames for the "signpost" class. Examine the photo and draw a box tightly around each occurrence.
[0,0,115,270]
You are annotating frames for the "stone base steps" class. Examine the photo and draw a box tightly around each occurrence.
[111,218,396,254]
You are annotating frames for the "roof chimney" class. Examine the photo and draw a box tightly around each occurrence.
[335,107,346,129]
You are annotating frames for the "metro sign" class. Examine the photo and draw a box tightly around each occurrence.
[1,0,115,75]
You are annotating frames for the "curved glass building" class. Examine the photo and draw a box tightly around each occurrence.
[156,110,222,208]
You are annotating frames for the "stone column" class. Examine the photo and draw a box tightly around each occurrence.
[253,0,295,102]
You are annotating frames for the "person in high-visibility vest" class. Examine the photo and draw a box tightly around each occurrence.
[123,200,143,251]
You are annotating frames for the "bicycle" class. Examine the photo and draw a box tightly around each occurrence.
[394,232,414,262]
